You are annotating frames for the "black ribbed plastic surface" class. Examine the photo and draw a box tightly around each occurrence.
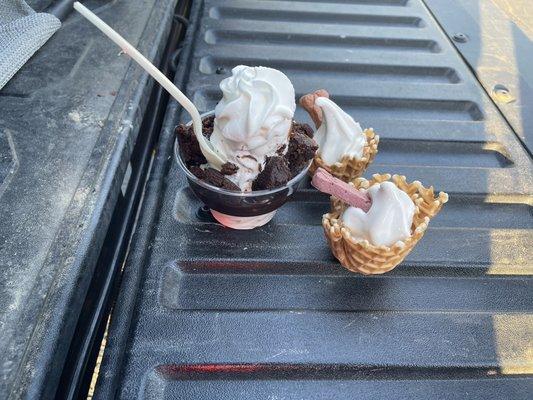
[94,1,533,398]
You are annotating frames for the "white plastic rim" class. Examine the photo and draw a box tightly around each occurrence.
[211,210,276,230]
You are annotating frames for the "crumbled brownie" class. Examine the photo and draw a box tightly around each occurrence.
[252,156,291,191]
[293,121,314,138]
[220,162,238,175]
[190,165,240,191]
[202,115,215,139]
[286,131,319,177]
[175,115,216,167]
[189,165,205,179]
[176,124,206,166]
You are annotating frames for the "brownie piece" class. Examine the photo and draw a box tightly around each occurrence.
[252,156,291,191]
[190,166,240,191]
[286,131,318,177]
[175,115,216,167]
[202,115,215,139]
[293,121,314,138]
[220,162,238,175]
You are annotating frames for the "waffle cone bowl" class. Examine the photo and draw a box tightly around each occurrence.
[309,128,379,182]
[323,174,448,275]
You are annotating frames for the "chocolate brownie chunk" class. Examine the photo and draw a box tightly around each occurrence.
[252,156,291,191]
[175,116,216,167]
[202,115,215,139]
[189,165,205,180]
[176,124,207,166]
[190,166,240,191]
[286,131,318,177]
[292,121,314,138]
[220,162,238,175]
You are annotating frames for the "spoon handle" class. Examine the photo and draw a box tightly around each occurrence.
[73,2,225,168]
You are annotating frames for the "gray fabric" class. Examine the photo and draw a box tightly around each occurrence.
[0,0,60,90]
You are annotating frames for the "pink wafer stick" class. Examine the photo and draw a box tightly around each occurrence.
[312,168,372,212]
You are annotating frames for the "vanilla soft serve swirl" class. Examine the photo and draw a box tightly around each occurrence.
[313,97,366,165]
[342,182,415,247]
[210,65,296,191]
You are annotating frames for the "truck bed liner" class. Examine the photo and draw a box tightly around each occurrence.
[93,0,533,398]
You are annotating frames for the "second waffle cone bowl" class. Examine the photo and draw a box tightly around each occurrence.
[309,128,379,182]
[323,174,448,275]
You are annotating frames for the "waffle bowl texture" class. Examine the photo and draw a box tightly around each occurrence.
[323,174,448,275]
[309,128,379,182]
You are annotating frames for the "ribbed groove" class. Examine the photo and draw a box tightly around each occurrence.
[210,7,423,27]
[200,56,459,84]
[375,141,512,168]
[161,260,533,312]
[205,30,440,53]
[334,96,483,121]
[155,363,507,381]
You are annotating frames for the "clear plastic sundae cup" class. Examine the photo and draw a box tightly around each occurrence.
[174,111,310,229]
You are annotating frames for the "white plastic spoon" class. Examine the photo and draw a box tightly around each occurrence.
[73,1,226,169]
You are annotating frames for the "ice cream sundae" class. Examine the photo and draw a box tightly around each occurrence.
[175,65,318,229]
